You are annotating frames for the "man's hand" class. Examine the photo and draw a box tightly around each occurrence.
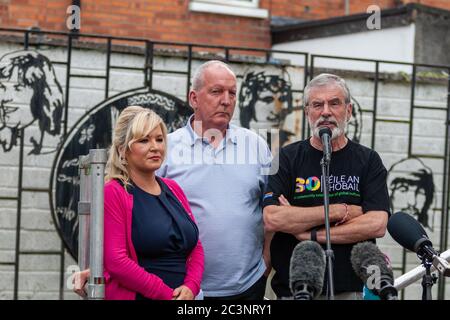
[173,285,195,300]
[72,269,90,298]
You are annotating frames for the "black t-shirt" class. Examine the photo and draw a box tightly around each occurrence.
[263,139,390,298]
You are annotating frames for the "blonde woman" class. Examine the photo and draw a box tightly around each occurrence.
[75,106,204,300]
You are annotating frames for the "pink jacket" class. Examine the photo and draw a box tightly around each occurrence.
[103,178,204,300]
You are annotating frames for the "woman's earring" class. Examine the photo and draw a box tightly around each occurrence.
[120,156,128,166]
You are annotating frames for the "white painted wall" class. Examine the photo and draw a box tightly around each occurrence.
[272,24,416,73]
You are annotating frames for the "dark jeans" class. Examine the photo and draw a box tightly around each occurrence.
[204,275,267,300]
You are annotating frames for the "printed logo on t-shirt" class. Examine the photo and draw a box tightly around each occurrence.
[295,175,361,199]
[328,175,360,192]
[295,176,321,193]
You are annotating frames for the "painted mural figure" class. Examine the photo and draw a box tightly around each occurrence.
[347,97,362,143]
[238,71,295,147]
[0,50,64,154]
[238,70,364,148]
[388,157,435,230]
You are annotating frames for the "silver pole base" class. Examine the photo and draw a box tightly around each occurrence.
[88,283,105,300]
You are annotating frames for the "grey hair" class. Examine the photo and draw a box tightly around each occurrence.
[191,60,235,91]
[303,73,351,107]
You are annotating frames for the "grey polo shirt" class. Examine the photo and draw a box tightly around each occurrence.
[157,117,272,297]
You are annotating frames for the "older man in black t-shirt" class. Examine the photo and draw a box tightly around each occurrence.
[263,73,390,300]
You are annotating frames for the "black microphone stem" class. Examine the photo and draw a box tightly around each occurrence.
[421,258,434,300]
[321,156,335,300]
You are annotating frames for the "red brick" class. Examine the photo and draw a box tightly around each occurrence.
[2,0,450,50]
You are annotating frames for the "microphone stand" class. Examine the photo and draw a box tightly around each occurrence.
[421,257,436,300]
[418,246,438,300]
[321,155,335,300]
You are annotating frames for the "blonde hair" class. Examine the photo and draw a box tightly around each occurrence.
[105,105,168,186]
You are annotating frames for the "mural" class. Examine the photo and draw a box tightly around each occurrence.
[0,50,64,154]
[51,88,191,259]
[238,70,296,147]
[238,70,363,147]
[348,96,363,143]
[387,156,436,231]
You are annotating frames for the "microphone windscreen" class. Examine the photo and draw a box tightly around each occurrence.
[319,127,332,139]
[387,212,429,252]
[351,242,393,285]
[289,240,326,299]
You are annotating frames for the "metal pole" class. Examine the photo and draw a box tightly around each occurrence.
[13,129,25,300]
[438,67,450,300]
[320,158,334,300]
[321,158,334,300]
[78,155,91,281]
[87,149,107,300]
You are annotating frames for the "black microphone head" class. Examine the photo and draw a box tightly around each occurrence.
[318,127,332,139]
[351,242,398,300]
[289,240,326,299]
[351,242,393,285]
[387,211,431,253]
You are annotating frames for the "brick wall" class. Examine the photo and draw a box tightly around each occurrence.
[1,0,68,30]
[0,0,271,49]
[267,0,350,20]
[1,1,449,50]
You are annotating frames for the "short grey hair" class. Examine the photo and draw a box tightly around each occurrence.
[303,73,351,107]
[191,60,235,91]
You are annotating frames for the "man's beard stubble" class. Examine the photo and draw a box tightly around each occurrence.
[310,115,347,140]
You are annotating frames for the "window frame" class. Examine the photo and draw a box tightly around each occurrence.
[189,0,268,19]
[194,0,259,8]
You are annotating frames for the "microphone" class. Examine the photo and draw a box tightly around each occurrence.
[289,240,326,300]
[387,212,450,276]
[319,127,332,163]
[351,242,398,300]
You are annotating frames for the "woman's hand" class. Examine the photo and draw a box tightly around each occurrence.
[172,285,194,300]
[72,269,90,297]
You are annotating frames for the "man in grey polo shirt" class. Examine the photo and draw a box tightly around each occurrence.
[158,60,272,299]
